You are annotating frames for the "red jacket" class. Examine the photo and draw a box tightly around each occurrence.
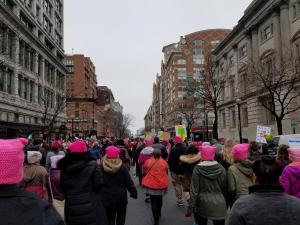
[142,157,169,190]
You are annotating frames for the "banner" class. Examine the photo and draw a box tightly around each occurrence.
[288,139,300,147]
[175,124,187,141]
[159,132,171,141]
[256,125,271,144]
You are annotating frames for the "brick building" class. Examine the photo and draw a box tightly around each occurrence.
[65,54,98,137]
[0,0,66,138]
[146,29,230,139]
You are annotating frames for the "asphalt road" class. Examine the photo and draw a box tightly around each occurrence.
[125,172,194,225]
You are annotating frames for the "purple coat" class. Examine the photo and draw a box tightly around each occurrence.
[49,169,65,201]
[280,163,300,199]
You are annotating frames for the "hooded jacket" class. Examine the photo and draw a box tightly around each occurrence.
[228,160,253,205]
[168,143,187,175]
[179,153,201,192]
[189,161,227,220]
[57,153,107,225]
[100,158,137,210]
[280,162,300,199]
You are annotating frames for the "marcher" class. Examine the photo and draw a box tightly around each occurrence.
[152,136,168,160]
[100,146,137,225]
[280,146,300,199]
[227,144,252,206]
[276,144,290,168]
[168,136,186,206]
[248,141,261,162]
[134,139,145,185]
[116,139,131,170]
[58,140,108,225]
[227,156,300,225]
[138,139,154,178]
[0,138,64,225]
[189,146,227,225]
[21,151,48,200]
[142,149,169,225]
[46,140,65,170]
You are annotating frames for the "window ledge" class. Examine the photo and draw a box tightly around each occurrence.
[260,36,273,46]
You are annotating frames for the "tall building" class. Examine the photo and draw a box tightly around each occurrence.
[0,0,66,138]
[65,54,98,137]
[214,0,300,142]
[150,29,230,138]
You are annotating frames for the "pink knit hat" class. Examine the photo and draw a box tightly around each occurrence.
[231,144,249,161]
[106,146,120,159]
[145,139,153,147]
[0,138,28,184]
[69,140,87,153]
[201,146,217,161]
[174,136,182,143]
[288,147,300,162]
[51,140,61,150]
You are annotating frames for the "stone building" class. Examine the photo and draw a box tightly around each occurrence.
[214,0,300,142]
[65,54,98,137]
[0,0,66,138]
[156,29,230,138]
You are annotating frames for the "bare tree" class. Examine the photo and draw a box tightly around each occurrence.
[247,56,300,135]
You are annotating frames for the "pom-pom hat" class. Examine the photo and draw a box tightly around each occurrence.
[0,138,28,184]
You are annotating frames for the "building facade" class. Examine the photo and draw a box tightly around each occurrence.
[65,54,98,137]
[215,0,300,142]
[0,0,66,138]
[153,29,230,138]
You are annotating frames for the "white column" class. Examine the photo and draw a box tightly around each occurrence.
[280,3,291,59]
[273,10,282,62]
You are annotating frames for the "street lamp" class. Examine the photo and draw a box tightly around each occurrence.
[236,98,242,143]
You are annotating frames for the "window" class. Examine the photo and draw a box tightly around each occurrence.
[263,100,276,125]
[20,13,34,32]
[261,24,273,42]
[178,91,187,98]
[43,16,52,33]
[38,85,42,104]
[55,0,62,15]
[193,48,205,64]
[241,73,248,95]
[1,0,15,10]
[6,69,13,94]
[193,40,204,46]
[264,58,274,77]
[55,16,62,32]
[24,0,32,9]
[177,68,186,80]
[229,55,234,67]
[211,40,221,51]
[177,59,186,65]
[18,75,22,97]
[75,111,79,118]
[29,81,34,102]
[221,110,226,128]
[239,45,247,58]
[0,24,15,59]
[295,42,300,73]
[242,106,248,127]
[230,107,236,128]
[55,32,62,46]
[43,0,52,15]
[230,78,235,99]
[193,67,205,81]
[293,0,300,18]
[221,84,225,101]
[0,69,4,92]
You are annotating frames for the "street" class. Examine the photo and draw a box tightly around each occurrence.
[125,171,194,225]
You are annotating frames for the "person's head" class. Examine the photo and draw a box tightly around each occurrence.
[211,139,218,145]
[27,151,42,164]
[288,147,300,162]
[185,144,199,155]
[201,146,217,161]
[116,139,124,146]
[153,149,161,159]
[252,156,283,185]
[106,146,120,159]
[277,144,289,161]
[153,137,160,144]
[0,138,28,185]
[174,136,182,144]
[68,140,87,154]
[51,140,62,152]
[231,144,250,162]
[33,139,42,146]
[249,141,260,156]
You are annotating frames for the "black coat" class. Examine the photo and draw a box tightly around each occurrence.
[100,162,137,210]
[0,185,64,225]
[168,143,187,175]
[58,153,107,225]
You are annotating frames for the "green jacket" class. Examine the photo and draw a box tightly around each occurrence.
[228,160,253,206]
[189,161,227,220]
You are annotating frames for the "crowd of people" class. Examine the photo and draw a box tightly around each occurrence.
[0,135,299,225]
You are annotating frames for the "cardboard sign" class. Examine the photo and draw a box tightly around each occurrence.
[288,139,300,147]
[159,132,171,141]
[175,124,187,141]
[256,125,271,144]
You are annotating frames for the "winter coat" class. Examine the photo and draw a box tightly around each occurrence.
[179,153,201,192]
[280,162,300,199]
[118,145,131,170]
[46,151,65,170]
[152,143,168,160]
[142,157,169,190]
[58,153,107,225]
[21,163,48,200]
[226,185,300,225]
[0,185,64,225]
[168,143,187,175]
[189,161,227,220]
[138,146,154,176]
[228,160,253,205]
[100,158,137,210]
[49,169,64,201]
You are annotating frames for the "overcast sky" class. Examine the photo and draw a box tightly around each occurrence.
[64,0,253,133]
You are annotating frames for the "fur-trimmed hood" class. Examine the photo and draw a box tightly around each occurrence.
[180,153,201,164]
[102,158,123,173]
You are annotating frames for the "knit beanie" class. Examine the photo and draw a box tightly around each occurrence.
[201,146,217,161]
[69,140,87,153]
[288,147,300,162]
[106,146,120,159]
[0,138,28,184]
[174,136,182,143]
[145,139,153,147]
[51,140,61,150]
[27,151,42,164]
[231,144,250,161]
